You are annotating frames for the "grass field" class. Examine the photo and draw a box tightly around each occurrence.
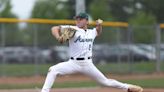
[0,61,164,76]
[0,62,164,89]
[0,77,164,89]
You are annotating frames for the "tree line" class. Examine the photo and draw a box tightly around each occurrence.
[0,0,163,46]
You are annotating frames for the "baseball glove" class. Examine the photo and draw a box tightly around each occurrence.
[58,27,76,43]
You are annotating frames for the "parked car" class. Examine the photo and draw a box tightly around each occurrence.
[27,47,50,63]
[41,49,52,63]
[0,47,31,63]
[0,47,53,64]
[160,44,164,60]
[50,46,69,62]
[135,44,156,60]
[92,44,156,64]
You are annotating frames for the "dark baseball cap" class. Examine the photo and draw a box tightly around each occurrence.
[74,12,89,20]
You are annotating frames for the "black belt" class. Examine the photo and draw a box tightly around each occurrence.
[70,57,92,60]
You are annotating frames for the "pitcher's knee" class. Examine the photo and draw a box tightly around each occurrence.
[48,66,53,72]
[48,66,59,76]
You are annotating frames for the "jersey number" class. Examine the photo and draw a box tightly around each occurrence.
[89,44,91,51]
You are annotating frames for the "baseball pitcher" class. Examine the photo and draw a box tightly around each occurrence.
[41,13,143,92]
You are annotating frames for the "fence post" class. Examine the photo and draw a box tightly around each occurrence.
[155,24,161,73]
[0,24,6,76]
[33,24,39,76]
[127,25,133,73]
[116,28,121,72]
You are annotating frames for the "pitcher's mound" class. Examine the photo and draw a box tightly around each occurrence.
[0,88,164,92]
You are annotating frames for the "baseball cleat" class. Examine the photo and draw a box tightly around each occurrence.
[127,84,143,92]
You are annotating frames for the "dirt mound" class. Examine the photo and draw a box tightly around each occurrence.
[0,88,164,92]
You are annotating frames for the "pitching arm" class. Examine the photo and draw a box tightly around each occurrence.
[51,26,63,43]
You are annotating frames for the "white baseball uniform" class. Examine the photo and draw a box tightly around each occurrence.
[41,25,130,92]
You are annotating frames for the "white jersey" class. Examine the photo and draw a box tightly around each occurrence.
[42,25,130,92]
[60,25,97,58]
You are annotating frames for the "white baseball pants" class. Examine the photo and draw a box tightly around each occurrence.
[41,59,129,92]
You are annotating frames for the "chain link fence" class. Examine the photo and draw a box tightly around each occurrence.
[0,18,164,76]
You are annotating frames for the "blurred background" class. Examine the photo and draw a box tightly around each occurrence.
[0,0,164,77]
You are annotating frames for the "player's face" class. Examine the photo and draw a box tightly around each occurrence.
[75,18,88,28]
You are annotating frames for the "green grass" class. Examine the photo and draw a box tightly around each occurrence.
[0,78,164,89]
[0,61,164,89]
[97,61,164,74]
[55,78,164,88]
[122,78,164,88]
[0,64,51,76]
[0,81,97,89]
[0,61,164,76]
